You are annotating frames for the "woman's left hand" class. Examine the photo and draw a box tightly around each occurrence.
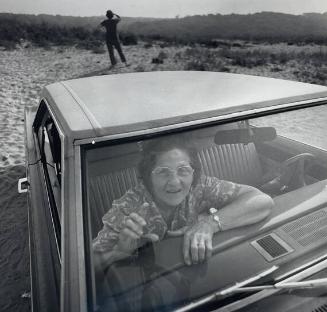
[167,217,216,266]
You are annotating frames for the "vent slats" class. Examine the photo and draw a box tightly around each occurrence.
[251,233,293,262]
[252,209,327,262]
[256,235,288,258]
[281,210,327,247]
[313,304,327,312]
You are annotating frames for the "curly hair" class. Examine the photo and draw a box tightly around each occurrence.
[138,135,202,194]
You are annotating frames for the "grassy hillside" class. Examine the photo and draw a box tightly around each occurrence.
[0,13,158,49]
[128,12,327,44]
[2,12,327,50]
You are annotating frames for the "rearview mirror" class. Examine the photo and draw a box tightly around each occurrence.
[214,127,276,145]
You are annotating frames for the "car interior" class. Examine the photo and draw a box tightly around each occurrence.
[86,119,323,236]
[84,112,327,311]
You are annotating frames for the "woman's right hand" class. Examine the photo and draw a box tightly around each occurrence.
[116,212,159,255]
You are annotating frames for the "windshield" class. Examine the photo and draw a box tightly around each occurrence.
[83,104,327,312]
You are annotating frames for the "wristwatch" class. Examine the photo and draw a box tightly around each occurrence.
[209,207,223,231]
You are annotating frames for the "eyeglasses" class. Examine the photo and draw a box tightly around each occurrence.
[152,165,194,179]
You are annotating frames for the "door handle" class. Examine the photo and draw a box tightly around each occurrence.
[18,177,29,193]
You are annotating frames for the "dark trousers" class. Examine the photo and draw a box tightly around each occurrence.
[106,40,126,65]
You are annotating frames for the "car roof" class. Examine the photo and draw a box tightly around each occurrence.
[42,71,327,141]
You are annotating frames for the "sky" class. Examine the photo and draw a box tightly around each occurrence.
[1,0,327,18]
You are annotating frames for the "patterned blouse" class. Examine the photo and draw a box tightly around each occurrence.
[93,175,240,252]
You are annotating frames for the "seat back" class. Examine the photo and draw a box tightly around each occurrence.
[199,143,263,186]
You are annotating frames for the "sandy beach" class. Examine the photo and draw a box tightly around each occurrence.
[0,42,191,311]
[1,41,326,311]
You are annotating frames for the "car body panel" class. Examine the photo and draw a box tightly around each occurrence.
[61,146,87,312]
[44,72,327,140]
[25,106,61,312]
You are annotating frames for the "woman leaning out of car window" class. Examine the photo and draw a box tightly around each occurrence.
[92,135,274,271]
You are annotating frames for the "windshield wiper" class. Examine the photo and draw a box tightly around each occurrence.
[222,278,327,293]
[174,266,279,312]
[174,256,327,312]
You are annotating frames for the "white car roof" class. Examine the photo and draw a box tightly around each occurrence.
[42,71,327,141]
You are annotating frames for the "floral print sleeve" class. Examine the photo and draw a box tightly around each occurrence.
[92,188,140,252]
[197,175,241,212]
[93,184,167,252]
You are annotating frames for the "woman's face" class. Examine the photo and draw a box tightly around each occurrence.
[150,148,194,208]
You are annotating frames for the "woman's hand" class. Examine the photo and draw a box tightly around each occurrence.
[116,212,159,255]
[167,217,217,266]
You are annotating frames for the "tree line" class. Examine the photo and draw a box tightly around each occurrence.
[0,13,138,49]
[1,12,327,50]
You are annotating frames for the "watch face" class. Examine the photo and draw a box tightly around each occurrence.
[209,207,218,214]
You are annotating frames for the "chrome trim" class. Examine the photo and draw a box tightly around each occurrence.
[38,148,61,261]
[219,266,279,296]
[18,177,28,193]
[276,257,327,285]
[74,146,88,312]
[73,97,327,146]
[276,251,327,281]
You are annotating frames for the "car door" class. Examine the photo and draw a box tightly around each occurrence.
[26,100,62,311]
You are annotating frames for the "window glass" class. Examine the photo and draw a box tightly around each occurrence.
[42,127,62,216]
[35,108,62,251]
[252,104,327,150]
[84,104,327,311]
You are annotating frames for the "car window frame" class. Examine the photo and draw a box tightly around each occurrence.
[33,100,63,257]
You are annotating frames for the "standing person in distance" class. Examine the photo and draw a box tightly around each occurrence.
[100,10,127,68]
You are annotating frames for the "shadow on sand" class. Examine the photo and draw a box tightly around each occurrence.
[0,165,31,312]
[77,67,112,78]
